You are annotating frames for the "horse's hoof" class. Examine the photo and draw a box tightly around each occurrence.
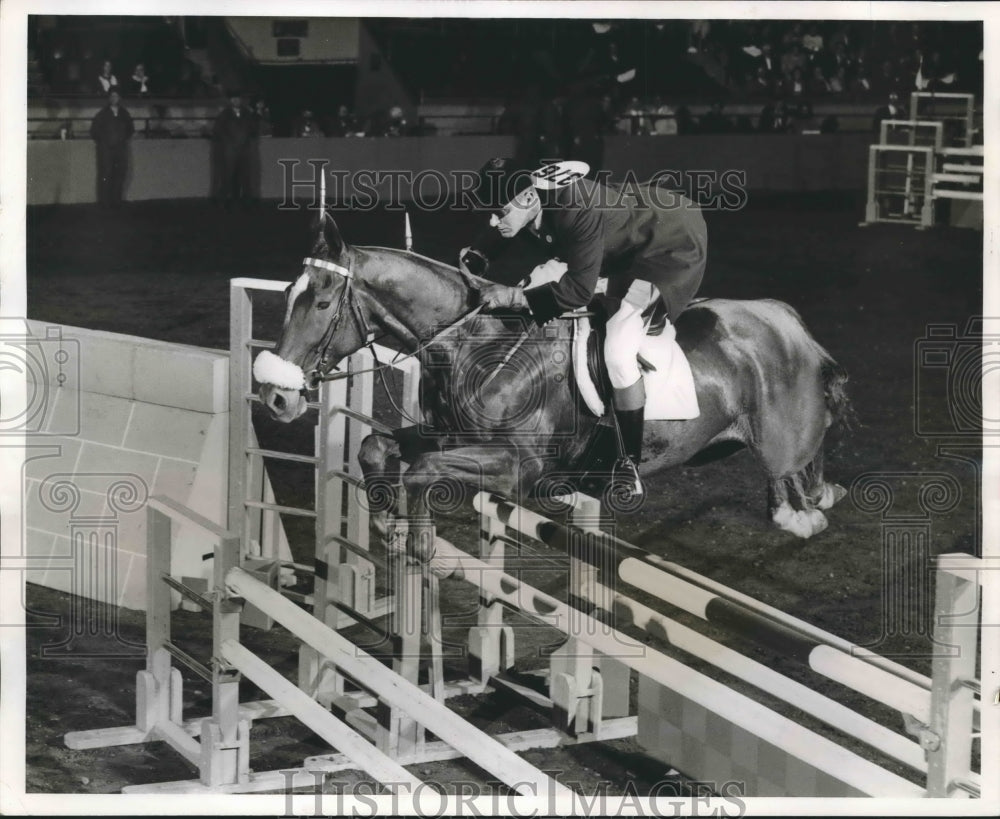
[817,482,847,510]
[772,504,828,539]
[803,508,829,537]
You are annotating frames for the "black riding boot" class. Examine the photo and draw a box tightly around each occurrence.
[613,406,645,498]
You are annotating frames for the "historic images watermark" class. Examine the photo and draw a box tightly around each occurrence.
[913,317,999,439]
[0,319,79,437]
[277,160,749,213]
[30,472,150,658]
[1,320,150,656]
[843,317,994,656]
[279,775,748,817]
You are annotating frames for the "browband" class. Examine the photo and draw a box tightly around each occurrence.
[303,257,352,279]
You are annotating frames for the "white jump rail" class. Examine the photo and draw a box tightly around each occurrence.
[469,491,983,798]
[416,519,925,797]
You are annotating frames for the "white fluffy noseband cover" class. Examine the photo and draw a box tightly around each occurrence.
[253,350,306,390]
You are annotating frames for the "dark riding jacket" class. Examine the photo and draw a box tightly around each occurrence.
[213,106,257,155]
[90,104,134,148]
[508,178,707,325]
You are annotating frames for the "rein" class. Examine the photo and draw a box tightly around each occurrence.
[301,254,484,392]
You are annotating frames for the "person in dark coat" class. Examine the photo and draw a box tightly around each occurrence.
[212,91,257,208]
[472,159,707,496]
[89,89,134,207]
[872,91,907,135]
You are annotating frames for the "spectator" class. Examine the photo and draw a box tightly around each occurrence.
[871,58,901,97]
[674,104,695,135]
[688,20,711,53]
[755,42,780,87]
[96,59,117,94]
[827,42,855,85]
[759,100,793,133]
[802,24,824,55]
[780,44,807,79]
[56,121,74,140]
[783,67,807,97]
[872,91,907,134]
[757,102,777,132]
[733,24,763,88]
[854,50,872,92]
[292,108,323,138]
[597,41,637,99]
[253,99,273,138]
[89,89,134,207]
[128,63,151,97]
[367,105,414,137]
[782,23,804,50]
[751,64,774,96]
[791,99,817,132]
[651,100,678,135]
[212,91,257,209]
[623,96,649,136]
[384,106,411,137]
[324,104,355,138]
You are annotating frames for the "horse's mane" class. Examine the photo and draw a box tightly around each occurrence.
[359,246,491,290]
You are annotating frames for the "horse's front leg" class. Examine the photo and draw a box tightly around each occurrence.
[357,431,447,539]
[402,446,538,521]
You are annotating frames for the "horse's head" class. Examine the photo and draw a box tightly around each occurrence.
[255,211,371,422]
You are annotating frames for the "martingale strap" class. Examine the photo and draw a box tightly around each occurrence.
[303,257,352,279]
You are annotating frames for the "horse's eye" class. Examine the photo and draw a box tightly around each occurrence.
[317,301,331,310]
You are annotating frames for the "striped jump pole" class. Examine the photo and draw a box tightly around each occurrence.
[419,536,924,797]
[472,492,939,726]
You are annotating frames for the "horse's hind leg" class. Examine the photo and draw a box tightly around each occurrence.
[768,474,829,538]
[766,449,847,539]
[798,449,847,511]
[755,365,847,538]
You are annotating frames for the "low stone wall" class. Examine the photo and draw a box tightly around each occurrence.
[21,320,289,611]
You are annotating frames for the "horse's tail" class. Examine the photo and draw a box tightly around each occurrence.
[821,357,856,433]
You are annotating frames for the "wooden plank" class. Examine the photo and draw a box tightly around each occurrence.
[926,559,979,797]
[225,567,573,799]
[230,277,290,292]
[221,640,422,790]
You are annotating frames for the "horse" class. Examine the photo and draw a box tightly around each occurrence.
[255,210,851,538]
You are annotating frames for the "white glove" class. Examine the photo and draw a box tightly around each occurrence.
[525,258,568,290]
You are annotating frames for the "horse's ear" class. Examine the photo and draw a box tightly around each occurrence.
[312,209,345,258]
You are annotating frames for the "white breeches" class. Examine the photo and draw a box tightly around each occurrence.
[604,279,662,389]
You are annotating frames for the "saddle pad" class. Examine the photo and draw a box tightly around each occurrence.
[572,315,700,421]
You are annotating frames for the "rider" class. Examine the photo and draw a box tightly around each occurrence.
[462,158,707,496]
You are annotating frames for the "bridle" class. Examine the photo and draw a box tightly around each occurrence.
[297,253,484,394]
[299,254,371,389]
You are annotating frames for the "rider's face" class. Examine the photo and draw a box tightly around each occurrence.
[490,188,539,237]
